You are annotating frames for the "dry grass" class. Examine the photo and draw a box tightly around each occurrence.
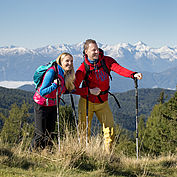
[0,130,176,177]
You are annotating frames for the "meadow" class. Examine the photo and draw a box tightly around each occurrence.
[0,131,176,177]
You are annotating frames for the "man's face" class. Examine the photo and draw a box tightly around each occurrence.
[85,43,99,60]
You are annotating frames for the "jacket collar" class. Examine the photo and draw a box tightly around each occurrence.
[84,54,103,68]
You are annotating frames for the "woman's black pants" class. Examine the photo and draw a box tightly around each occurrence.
[31,102,57,149]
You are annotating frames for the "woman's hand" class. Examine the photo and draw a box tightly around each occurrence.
[54,79,61,85]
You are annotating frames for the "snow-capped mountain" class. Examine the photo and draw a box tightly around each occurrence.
[0,41,176,92]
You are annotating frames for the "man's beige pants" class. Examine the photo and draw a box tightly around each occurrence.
[78,97,115,153]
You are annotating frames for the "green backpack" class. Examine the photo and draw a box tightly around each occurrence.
[33,60,57,89]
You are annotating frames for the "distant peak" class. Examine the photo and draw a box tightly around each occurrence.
[47,45,56,49]
[134,41,147,46]
[160,45,171,50]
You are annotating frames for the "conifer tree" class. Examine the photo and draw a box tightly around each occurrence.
[138,115,146,155]
[142,91,177,155]
[0,102,31,144]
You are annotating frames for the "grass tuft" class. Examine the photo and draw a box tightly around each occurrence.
[0,130,176,177]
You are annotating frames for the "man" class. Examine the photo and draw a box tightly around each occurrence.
[74,39,142,153]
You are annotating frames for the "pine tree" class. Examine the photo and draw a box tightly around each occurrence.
[160,91,177,153]
[138,115,146,156]
[142,91,177,156]
[157,90,165,104]
[0,102,31,144]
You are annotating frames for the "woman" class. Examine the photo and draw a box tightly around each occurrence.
[32,52,75,149]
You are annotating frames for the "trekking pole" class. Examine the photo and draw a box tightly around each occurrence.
[56,79,60,151]
[134,77,139,160]
[70,94,80,144]
[86,95,89,147]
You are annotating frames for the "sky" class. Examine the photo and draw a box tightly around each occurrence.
[0,0,177,49]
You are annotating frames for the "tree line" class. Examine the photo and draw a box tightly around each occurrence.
[0,86,176,156]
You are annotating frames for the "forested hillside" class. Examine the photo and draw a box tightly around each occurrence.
[137,90,177,156]
[0,87,34,116]
[108,88,175,131]
[0,86,175,133]
[0,86,176,176]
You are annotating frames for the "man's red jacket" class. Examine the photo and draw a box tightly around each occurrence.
[74,54,136,103]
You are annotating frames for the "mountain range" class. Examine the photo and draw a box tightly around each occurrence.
[0,41,176,92]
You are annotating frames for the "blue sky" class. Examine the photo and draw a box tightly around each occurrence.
[0,0,177,49]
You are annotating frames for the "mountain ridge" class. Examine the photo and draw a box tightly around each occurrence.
[0,41,176,92]
[1,41,177,62]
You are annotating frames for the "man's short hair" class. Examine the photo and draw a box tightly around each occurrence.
[83,39,97,56]
[84,39,97,51]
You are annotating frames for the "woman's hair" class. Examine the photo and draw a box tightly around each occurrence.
[56,52,75,91]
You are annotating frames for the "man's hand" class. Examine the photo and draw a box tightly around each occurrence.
[89,87,101,96]
[134,73,143,80]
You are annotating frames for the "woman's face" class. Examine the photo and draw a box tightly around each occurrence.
[61,55,73,71]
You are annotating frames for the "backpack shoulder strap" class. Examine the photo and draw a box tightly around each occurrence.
[83,60,91,86]
[100,59,112,80]
[53,61,60,86]
[53,61,58,75]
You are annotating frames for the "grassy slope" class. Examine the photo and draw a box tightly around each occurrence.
[0,134,176,177]
[0,87,176,176]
